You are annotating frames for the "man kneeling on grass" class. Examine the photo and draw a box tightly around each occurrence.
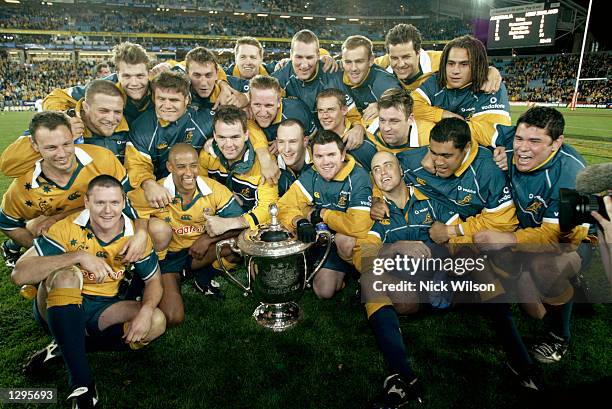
[12,175,165,408]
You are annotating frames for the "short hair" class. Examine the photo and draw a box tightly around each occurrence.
[278,119,305,136]
[94,62,110,75]
[517,107,565,141]
[430,118,471,150]
[86,174,124,196]
[342,35,373,58]
[185,46,218,72]
[316,88,346,109]
[235,36,263,57]
[112,42,149,67]
[249,75,281,95]
[214,105,247,133]
[439,35,488,93]
[169,143,198,161]
[151,71,190,98]
[291,29,320,50]
[378,88,414,119]
[385,24,422,53]
[84,79,124,103]
[311,129,345,152]
[28,111,71,142]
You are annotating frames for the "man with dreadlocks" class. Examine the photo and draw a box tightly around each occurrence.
[411,35,511,146]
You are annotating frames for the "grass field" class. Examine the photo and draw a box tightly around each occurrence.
[0,108,610,409]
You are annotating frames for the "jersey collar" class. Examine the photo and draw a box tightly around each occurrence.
[453,140,479,177]
[73,208,135,237]
[163,174,213,197]
[343,66,372,89]
[31,147,92,188]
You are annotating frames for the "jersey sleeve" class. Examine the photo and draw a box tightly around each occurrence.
[206,177,244,218]
[125,121,156,189]
[0,134,40,178]
[32,222,69,256]
[411,77,444,123]
[277,179,314,230]
[469,84,512,146]
[133,240,159,282]
[243,176,279,229]
[247,120,269,150]
[0,180,29,230]
[42,87,81,111]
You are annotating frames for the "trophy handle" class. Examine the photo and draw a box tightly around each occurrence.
[216,238,250,295]
[306,230,333,284]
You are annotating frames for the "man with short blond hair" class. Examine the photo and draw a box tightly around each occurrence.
[225,36,277,79]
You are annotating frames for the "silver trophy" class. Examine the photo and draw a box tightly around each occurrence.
[216,204,332,331]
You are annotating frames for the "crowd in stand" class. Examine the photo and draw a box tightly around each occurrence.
[495,53,611,104]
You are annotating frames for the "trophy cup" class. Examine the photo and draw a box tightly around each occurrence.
[216,204,332,331]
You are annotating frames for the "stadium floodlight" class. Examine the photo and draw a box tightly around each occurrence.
[257,13,268,17]
[349,18,359,22]
[326,17,336,21]
[303,16,314,20]
[5,0,21,4]
[280,15,291,19]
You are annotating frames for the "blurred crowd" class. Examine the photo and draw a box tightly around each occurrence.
[496,53,611,104]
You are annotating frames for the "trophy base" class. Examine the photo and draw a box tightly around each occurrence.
[253,302,302,332]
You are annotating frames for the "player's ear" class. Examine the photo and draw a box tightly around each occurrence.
[552,134,564,151]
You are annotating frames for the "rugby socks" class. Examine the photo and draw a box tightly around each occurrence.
[547,301,573,341]
[84,323,130,352]
[483,303,533,371]
[369,306,416,380]
[46,287,93,389]
[193,264,222,289]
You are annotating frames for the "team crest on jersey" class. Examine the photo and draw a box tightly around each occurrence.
[423,213,433,224]
[185,129,194,143]
[181,215,192,220]
[67,192,82,201]
[526,201,543,214]
[241,187,252,198]
[96,251,109,258]
[314,191,321,199]
[338,194,348,207]
[157,142,168,150]
[416,177,426,185]
[457,194,472,206]
[35,198,52,212]
[380,218,391,226]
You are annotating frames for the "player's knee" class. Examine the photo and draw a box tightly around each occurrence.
[47,266,81,289]
[162,305,184,328]
[335,235,356,261]
[148,218,173,251]
[394,302,419,315]
[313,273,340,299]
[148,308,167,340]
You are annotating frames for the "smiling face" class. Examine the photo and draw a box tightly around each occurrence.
[235,44,263,79]
[312,141,346,181]
[513,123,563,172]
[154,87,189,123]
[371,152,403,193]
[214,120,248,164]
[388,41,420,81]
[342,45,373,85]
[277,123,307,170]
[167,148,200,195]
[116,61,149,102]
[445,47,471,89]
[428,139,469,178]
[316,96,347,135]
[83,93,124,137]
[250,87,281,128]
[291,41,319,81]
[31,125,76,173]
[85,185,125,234]
[188,61,218,99]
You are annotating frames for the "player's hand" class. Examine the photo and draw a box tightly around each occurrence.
[26,215,57,237]
[429,222,452,244]
[320,54,339,73]
[370,198,389,221]
[214,82,248,109]
[441,110,464,120]
[473,230,517,251]
[380,240,431,259]
[149,62,172,78]
[274,58,290,72]
[68,115,85,140]
[362,103,378,123]
[76,251,113,283]
[343,125,365,151]
[203,138,213,152]
[259,156,280,185]
[591,195,612,243]
[421,150,435,174]
[204,214,229,238]
[268,140,279,156]
[124,306,153,344]
[481,66,502,94]
[493,146,508,171]
[308,208,324,225]
[296,219,316,243]
[189,232,214,259]
[121,229,148,263]
[142,180,173,208]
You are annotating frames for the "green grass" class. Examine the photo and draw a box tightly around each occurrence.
[0,109,611,408]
